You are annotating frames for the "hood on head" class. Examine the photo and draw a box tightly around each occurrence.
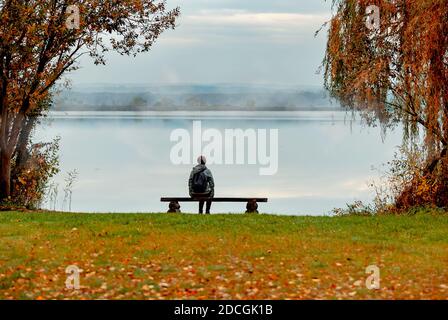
[192,164,207,173]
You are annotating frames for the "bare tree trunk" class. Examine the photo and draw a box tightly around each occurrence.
[425,146,448,175]
[0,149,11,200]
[11,116,34,178]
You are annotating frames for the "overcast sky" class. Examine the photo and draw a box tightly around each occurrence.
[69,0,333,87]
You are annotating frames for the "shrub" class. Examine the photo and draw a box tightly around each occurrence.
[10,138,60,209]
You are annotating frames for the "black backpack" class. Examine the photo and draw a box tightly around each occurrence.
[192,169,208,193]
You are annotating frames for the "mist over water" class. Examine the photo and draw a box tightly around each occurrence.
[35,111,402,215]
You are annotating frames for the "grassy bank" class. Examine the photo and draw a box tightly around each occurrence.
[1,211,448,299]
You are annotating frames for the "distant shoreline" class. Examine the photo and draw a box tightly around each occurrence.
[53,84,339,113]
[52,105,343,112]
[46,110,350,121]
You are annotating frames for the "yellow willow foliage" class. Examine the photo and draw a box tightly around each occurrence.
[324,0,448,156]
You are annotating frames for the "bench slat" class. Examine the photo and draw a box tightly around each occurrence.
[161,197,268,203]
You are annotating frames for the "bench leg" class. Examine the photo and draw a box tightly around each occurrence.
[245,200,259,214]
[167,201,181,213]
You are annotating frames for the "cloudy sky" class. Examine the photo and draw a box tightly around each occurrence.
[69,0,333,87]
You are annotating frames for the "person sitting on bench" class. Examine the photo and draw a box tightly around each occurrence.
[189,155,215,214]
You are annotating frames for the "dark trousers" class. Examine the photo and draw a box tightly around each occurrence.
[199,199,212,214]
[191,193,212,214]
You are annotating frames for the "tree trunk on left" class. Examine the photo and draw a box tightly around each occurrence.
[0,149,12,201]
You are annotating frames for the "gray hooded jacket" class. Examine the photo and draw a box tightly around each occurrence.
[189,164,215,197]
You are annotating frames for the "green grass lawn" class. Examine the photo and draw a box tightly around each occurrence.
[1,210,448,299]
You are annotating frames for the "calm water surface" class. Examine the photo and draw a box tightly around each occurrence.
[35,111,402,215]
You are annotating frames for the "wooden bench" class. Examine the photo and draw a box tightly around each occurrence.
[160,197,268,214]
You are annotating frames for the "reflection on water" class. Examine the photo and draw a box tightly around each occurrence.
[35,111,402,215]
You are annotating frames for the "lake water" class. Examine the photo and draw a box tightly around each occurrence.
[35,111,402,215]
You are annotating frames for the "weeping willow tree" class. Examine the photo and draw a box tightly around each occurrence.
[323,0,448,209]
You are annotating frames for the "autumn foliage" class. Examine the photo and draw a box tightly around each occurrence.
[323,0,448,210]
[1,212,448,299]
[0,0,180,203]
